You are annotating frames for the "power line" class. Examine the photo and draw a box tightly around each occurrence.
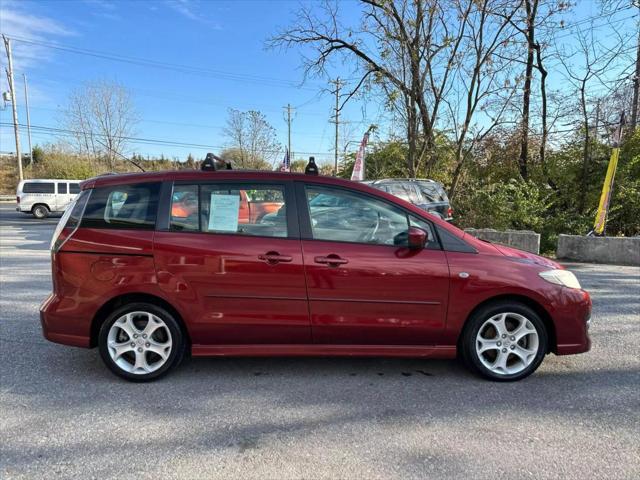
[28,74,331,117]
[0,122,336,156]
[552,12,638,41]
[22,104,347,137]
[0,33,322,92]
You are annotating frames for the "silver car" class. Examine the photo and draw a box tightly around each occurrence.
[363,178,453,221]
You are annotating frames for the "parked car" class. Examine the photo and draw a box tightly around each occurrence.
[41,170,591,382]
[364,178,453,221]
[16,179,82,218]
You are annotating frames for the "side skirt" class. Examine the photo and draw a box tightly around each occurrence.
[191,344,457,359]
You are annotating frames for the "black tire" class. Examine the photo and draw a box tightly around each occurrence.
[98,302,186,382]
[460,301,548,382]
[32,204,50,219]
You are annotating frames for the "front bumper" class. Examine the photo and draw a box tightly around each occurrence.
[553,288,592,355]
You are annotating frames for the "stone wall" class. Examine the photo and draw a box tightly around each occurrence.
[464,228,540,254]
[556,235,640,266]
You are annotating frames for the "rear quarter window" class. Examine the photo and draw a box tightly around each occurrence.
[81,182,160,230]
[417,183,448,202]
[22,182,55,194]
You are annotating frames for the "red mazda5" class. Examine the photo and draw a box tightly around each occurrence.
[41,169,591,382]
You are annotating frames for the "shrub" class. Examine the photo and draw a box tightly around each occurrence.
[27,153,97,180]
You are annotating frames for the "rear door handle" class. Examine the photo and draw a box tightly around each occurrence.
[258,252,293,264]
[314,255,349,266]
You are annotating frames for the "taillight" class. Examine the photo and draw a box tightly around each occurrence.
[447,207,453,218]
[16,196,20,203]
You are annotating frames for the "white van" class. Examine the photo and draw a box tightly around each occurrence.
[16,179,82,219]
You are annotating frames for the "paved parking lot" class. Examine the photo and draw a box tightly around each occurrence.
[1,204,639,479]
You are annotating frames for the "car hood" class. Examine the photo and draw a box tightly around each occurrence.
[487,241,560,269]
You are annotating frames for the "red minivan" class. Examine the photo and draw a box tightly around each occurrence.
[41,169,591,382]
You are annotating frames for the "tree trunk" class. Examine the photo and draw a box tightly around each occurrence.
[518,0,538,181]
[534,42,555,189]
[579,83,590,212]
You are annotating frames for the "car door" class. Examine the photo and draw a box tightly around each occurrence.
[153,181,310,346]
[298,182,450,346]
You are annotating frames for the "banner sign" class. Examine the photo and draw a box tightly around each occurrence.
[351,131,370,181]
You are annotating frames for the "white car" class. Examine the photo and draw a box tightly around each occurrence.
[16,179,82,219]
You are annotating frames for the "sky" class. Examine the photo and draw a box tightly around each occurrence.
[0,0,638,167]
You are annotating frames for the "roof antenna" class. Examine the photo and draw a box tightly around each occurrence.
[305,156,318,175]
[107,147,145,172]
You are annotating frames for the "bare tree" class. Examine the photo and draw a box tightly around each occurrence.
[222,109,280,169]
[64,80,138,169]
[271,0,520,181]
[556,22,630,210]
[442,0,522,199]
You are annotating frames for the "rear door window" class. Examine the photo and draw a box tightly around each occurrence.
[199,184,287,238]
[22,182,55,194]
[58,183,68,194]
[168,183,288,237]
[81,182,160,230]
[69,183,81,194]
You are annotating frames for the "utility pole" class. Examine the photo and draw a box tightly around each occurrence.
[23,73,33,166]
[631,23,640,130]
[283,103,294,158]
[330,77,342,176]
[3,35,23,181]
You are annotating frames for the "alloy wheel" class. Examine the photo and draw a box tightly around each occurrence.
[475,312,540,376]
[107,311,173,375]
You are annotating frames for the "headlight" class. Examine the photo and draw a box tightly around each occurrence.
[538,269,581,289]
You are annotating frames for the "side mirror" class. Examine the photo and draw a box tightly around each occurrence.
[407,226,427,250]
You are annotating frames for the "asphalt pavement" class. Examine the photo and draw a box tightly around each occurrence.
[0,204,638,479]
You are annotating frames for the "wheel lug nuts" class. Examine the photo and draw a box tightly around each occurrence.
[502,334,507,338]
[142,334,147,339]
[510,336,515,341]
[137,347,143,352]
[510,345,515,350]
[133,334,138,338]
[130,342,135,347]
[497,341,502,346]
[145,343,150,347]
[502,348,507,353]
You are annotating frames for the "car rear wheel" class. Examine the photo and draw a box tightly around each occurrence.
[98,303,185,382]
[32,204,49,219]
[461,302,547,381]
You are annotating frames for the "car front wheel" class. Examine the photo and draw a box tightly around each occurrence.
[461,302,548,381]
[98,303,185,382]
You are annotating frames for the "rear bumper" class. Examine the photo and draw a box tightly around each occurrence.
[40,293,91,348]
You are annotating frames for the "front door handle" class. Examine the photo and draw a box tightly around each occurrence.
[258,251,293,264]
[314,255,349,266]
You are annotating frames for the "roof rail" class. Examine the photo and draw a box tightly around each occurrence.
[305,156,318,175]
[201,152,232,171]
